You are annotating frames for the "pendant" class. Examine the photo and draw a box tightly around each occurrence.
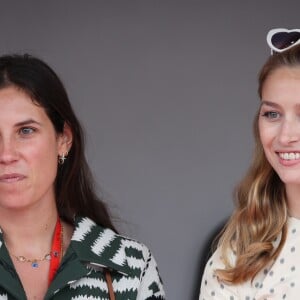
[32,261,39,268]
[45,254,52,260]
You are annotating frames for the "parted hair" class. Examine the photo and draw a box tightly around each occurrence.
[215,44,300,284]
[0,54,117,232]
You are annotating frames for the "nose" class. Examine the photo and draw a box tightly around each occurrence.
[0,136,18,164]
[278,117,300,145]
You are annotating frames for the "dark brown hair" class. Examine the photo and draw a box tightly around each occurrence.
[0,54,117,231]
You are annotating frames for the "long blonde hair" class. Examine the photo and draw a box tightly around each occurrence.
[215,44,300,284]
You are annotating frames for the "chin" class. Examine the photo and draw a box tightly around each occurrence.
[277,175,300,186]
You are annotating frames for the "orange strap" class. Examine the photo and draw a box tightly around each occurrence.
[104,269,115,300]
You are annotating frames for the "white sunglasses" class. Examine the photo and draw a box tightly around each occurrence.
[267,28,300,54]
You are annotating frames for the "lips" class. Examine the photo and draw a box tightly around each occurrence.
[0,173,26,183]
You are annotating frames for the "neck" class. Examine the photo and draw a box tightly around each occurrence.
[0,204,58,256]
[286,184,300,218]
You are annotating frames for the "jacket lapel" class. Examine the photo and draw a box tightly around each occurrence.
[0,235,27,300]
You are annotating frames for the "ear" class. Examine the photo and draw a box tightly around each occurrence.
[57,123,73,155]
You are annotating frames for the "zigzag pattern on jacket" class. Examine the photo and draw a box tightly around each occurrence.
[0,216,165,300]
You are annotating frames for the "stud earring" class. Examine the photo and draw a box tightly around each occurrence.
[58,152,68,165]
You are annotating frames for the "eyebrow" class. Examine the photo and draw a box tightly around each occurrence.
[261,100,300,110]
[260,100,280,108]
[14,119,42,127]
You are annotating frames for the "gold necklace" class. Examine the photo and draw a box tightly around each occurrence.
[14,253,52,268]
[10,220,64,269]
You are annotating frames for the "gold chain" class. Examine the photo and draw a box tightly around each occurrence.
[12,221,64,268]
[14,253,51,264]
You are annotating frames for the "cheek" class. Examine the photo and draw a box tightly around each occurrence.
[258,122,269,149]
[258,122,276,150]
[259,129,268,149]
[30,149,59,185]
[26,139,59,167]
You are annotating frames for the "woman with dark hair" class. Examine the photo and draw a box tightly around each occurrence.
[200,29,300,299]
[0,54,165,300]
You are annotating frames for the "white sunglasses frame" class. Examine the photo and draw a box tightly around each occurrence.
[267,28,300,54]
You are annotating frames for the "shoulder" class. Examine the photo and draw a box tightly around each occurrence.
[201,246,227,285]
[71,217,158,276]
[70,217,165,299]
[200,247,242,299]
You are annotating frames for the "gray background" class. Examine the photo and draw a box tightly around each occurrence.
[1,1,300,299]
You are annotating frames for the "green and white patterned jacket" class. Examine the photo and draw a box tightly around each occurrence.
[0,217,165,299]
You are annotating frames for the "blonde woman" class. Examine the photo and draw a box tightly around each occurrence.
[200,29,300,299]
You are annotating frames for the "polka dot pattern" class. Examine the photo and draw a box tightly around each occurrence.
[199,217,300,299]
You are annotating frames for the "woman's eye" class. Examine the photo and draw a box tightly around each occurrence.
[19,127,35,135]
[261,111,280,119]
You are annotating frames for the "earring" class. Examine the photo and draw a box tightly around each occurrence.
[58,152,68,165]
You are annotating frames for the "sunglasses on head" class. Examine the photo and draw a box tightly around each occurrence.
[267,28,300,54]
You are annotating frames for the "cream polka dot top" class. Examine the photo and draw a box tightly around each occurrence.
[199,217,300,300]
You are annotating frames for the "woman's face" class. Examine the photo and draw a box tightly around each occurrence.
[259,66,300,186]
[0,86,72,210]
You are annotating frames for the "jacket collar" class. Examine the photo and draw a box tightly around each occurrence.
[70,217,133,276]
